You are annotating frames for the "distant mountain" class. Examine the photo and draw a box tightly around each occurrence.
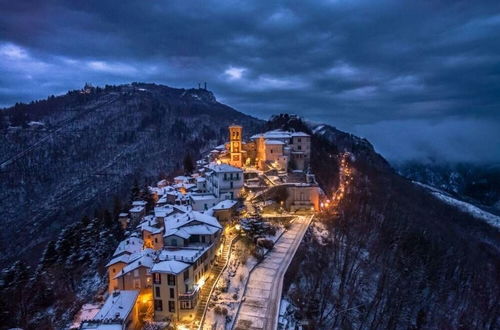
[0,83,263,268]
[396,161,500,212]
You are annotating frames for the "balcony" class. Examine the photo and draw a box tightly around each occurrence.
[178,287,200,301]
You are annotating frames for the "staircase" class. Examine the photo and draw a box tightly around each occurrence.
[194,236,233,327]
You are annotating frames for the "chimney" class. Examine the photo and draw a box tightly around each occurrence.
[204,82,207,90]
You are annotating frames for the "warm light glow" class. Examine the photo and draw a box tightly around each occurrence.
[216,159,222,165]
[235,224,241,231]
[197,277,206,288]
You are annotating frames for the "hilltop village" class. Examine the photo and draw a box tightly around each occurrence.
[77,125,324,330]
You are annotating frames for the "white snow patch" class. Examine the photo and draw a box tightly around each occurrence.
[415,181,500,229]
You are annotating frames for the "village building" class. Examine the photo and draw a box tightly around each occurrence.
[189,163,243,211]
[118,213,130,230]
[80,290,141,330]
[210,199,238,223]
[151,211,222,323]
[113,250,155,294]
[214,125,311,173]
[106,236,144,293]
[129,201,147,222]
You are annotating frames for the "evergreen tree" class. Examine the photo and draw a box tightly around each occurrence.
[141,182,155,211]
[112,195,122,219]
[183,153,194,174]
[130,178,140,202]
[0,111,7,129]
[40,240,58,270]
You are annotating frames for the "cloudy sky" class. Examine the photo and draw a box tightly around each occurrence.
[1,0,499,163]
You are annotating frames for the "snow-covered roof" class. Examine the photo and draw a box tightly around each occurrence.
[165,228,191,239]
[118,213,128,217]
[212,200,238,210]
[132,200,147,206]
[105,254,130,267]
[129,206,144,213]
[115,254,154,278]
[151,260,190,275]
[141,223,163,235]
[166,210,221,228]
[265,139,285,145]
[182,224,219,235]
[196,177,206,182]
[206,162,242,173]
[291,132,310,137]
[173,183,197,190]
[251,130,292,140]
[190,194,217,201]
[93,290,139,322]
[154,205,174,218]
[112,237,143,257]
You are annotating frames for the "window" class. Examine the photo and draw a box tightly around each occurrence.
[167,274,176,286]
[230,182,233,189]
[184,269,190,281]
[155,286,161,297]
[171,239,177,246]
[201,236,206,243]
[154,299,163,311]
[169,288,175,299]
[112,268,116,274]
[134,279,140,289]
[168,301,175,313]
[298,145,302,150]
[133,269,139,277]
[154,273,161,284]
[180,301,192,310]
[154,237,158,243]
[298,138,302,142]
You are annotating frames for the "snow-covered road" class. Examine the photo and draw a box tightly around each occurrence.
[233,214,314,330]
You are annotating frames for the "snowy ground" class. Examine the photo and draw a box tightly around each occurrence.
[414,181,500,229]
[278,298,301,330]
[203,240,258,330]
[432,191,500,229]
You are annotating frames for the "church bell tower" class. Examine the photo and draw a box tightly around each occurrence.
[229,125,243,168]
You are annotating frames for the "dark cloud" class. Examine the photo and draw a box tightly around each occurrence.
[1,0,499,162]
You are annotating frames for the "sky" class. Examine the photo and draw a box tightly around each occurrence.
[0,0,499,163]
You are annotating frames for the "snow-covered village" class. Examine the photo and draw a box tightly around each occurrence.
[71,124,349,330]
[2,2,500,329]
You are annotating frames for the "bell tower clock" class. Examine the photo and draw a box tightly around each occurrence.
[228,125,243,168]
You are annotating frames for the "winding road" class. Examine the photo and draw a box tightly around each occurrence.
[233,214,314,330]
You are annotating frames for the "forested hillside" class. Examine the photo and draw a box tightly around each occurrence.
[396,161,500,212]
[0,83,262,268]
[283,122,500,329]
[0,90,498,330]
